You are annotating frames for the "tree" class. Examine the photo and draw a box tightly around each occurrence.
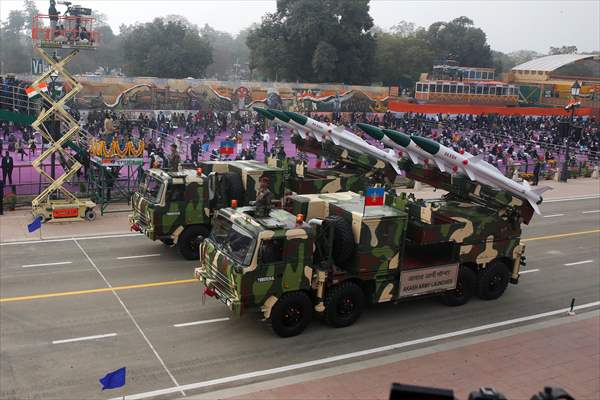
[374,29,433,87]
[420,16,493,67]
[120,17,213,78]
[247,0,375,84]
[201,24,251,80]
[549,45,578,55]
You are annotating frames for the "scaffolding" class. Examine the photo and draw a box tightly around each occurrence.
[29,13,99,221]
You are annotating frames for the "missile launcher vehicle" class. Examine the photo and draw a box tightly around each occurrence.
[193,111,544,337]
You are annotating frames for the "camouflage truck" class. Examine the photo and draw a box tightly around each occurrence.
[129,161,286,259]
[130,135,399,260]
[195,188,526,337]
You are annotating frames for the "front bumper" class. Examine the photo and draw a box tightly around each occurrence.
[129,214,155,240]
[194,267,242,315]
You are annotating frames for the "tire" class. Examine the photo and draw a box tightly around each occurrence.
[477,260,510,300]
[325,281,365,328]
[324,215,355,266]
[178,225,210,260]
[440,265,477,306]
[271,291,313,338]
[85,208,96,221]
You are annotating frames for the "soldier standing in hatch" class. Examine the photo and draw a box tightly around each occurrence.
[255,176,273,217]
[168,143,181,172]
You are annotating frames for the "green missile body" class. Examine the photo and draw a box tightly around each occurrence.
[283,111,308,126]
[253,107,275,120]
[356,123,384,140]
[410,135,441,155]
[382,129,412,148]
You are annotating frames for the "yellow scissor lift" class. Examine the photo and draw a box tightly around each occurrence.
[29,13,98,222]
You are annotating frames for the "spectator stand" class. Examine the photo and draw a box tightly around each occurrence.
[28,13,99,222]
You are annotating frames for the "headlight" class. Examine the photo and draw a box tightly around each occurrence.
[233,265,244,274]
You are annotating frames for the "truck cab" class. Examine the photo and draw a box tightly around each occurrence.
[196,191,525,337]
[129,161,285,259]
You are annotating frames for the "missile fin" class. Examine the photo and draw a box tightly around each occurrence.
[531,186,552,196]
[463,167,477,181]
[433,158,447,173]
[390,162,401,175]
[529,200,542,215]
[407,151,421,164]
[330,134,340,145]
[297,130,307,139]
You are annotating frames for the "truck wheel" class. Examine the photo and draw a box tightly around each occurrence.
[440,265,476,307]
[325,215,355,266]
[477,260,510,300]
[271,292,313,338]
[178,225,209,260]
[85,208,96,221]
[325,281,365,328]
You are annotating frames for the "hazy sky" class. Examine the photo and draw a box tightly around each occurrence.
[1,0,598,53]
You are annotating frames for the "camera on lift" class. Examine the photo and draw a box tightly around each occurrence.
[58,1,92,17]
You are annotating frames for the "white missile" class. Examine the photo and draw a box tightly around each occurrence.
[411,135,551,214]
[285,111,401,174]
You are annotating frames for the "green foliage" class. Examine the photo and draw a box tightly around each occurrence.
[422,16,493,67]
[119,17,213,78]
[201,24,251,80]
[247,0,375,84]
[373,29,433,87]
[549,45,578,55]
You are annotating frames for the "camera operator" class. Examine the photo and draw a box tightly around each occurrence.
[48,0,60,39]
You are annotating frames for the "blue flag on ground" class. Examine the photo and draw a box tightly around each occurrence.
[99,367,126,390]
[27,216,42,233]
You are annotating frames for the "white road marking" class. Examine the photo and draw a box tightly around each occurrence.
[73,240,185,396]
[582,210,600,214]
[0,233,143,246]
[117,254,161,260]
[112,301,600,400]
[174,317,230,328]
[520,269,539,274]
[544,195,600,203]
[543,214,564,218]
[21,261,72,268]
[564,260,595,266]
[52,333,116,345]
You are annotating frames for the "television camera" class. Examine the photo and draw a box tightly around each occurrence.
[58,1,92,17]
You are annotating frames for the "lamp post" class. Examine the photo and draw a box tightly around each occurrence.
[559,80,581,182]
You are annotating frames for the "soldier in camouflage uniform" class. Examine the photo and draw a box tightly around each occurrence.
[168,143,181,172]
[255,175,273,217]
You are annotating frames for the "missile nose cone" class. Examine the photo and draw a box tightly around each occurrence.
[253,107,274,120]
[382,129,411,148]
[410,135,440,155]
[357,123,384,140]
[267,109,290,122]
[283,111,308,126]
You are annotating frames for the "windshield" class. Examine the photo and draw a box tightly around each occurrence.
[210,215,256,266]
[139,174,164,203]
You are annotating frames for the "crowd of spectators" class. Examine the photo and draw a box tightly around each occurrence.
[1,82,598,188]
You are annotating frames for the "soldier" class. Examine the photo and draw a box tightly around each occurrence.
[168,143,181,172]
[255,175,273,217]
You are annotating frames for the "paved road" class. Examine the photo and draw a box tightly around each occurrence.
[1,198,598,400]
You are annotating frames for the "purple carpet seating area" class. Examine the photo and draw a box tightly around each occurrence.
[1,111,599,196]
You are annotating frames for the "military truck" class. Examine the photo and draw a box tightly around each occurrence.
[130,133,401,260]
[195,187,526,337]
[130,161,285,259]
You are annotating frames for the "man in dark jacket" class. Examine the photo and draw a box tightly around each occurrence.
[49,0,60,39]
[1,151,13,185]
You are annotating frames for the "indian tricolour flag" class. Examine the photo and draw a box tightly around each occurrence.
[25,82,48,99]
